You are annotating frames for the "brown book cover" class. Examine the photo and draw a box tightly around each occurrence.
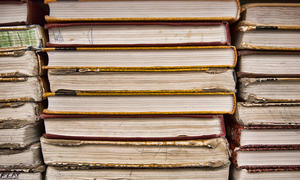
[0,0,48,26]
[41,114,226,141]
[45,22,231,47]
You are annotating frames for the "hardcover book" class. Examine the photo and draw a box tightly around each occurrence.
[41,137,230,168]
[42,114,226,141]
[238,50,300,78]
[232,146,300,167]
[44,0,240,23]
[0,25,45,51]
[46,22,231,47]
[240,3,300,27]
[46,166,230,180]
[43,91,236,115]
[235,102,300,126]
[0,0,47,25]
[0,50,44,77]
[0,77,45,102]
[239,78,300,103]
[47,69,235,92]
[228,118,300,147]
[234,25,300,50]
[44,46,237,70]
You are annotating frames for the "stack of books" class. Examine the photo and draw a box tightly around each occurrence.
[0,0,47,179]
[231,2,300,179]
[40,0,240,179]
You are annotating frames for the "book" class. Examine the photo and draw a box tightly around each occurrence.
[234,25,300,50]
[0,25,45,51]
[235,102,300,126]
[47,69,235,92]
[44,46,237,69]
[239,78,300,103]
[0,0,47,26]
[41,137,230,168]
[46,165,230,180]
[0,50,44,77]
[0,171,42,180]
[0,122,41,149]
[46,22,231,47]
[43,91,236,115]
[42,114,226,141]
[44,0,240,23]
[232,166,300,180]
[228,118,300,147]
[0,102,41,128]
[0,77,44,102]
[238,50,300,78]
[240,3,300,27]
[232,146,300,167]
[0,143,43,171]
[234,3,300,50]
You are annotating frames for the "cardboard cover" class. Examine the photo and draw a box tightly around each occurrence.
[45,22,231,47]
[44,0,240,23]
[0,0,48,26]
[42,114,226,141]
[43,46,237,70]
[43,90,236,115]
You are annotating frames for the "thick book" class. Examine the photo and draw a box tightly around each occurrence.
[0,50,44,77]
[0,122,41,149]
[43,91,236,115]
[44,46,237,70]
[232,166,300,180]
[0,25,45,51]
[46,22,231,47]
[239,78,300,103]
[0,143,43,172]
[238,50,300,78]
[240,3,300,27]
[0,77,45,102]
[41,137,230,168]
[235,102,300,126]
[0,0,47,26]
[42,114,225,141]
[46,165,230,180]
[44,0,240,23]
[47,69,235,92]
